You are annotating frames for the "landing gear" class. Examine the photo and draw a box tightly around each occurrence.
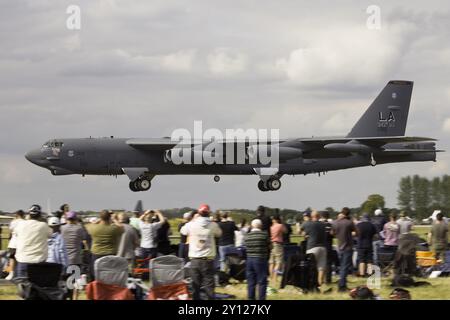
[267,178,281,191]
[370,153,377,167]
[257,178,282,192]
[129,181,138,192]
[129,177,152,192]
[214,175,220,182]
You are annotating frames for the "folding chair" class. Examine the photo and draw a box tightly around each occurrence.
[86,256,134,300]
[148,255,190,300]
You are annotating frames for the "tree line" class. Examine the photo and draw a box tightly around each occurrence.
[397,175,450,219]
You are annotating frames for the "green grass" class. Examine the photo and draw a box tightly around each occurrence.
[2,275,449,300]
[218,275,450,300]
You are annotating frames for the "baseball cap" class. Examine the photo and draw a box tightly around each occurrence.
[66,211,77,220]
[28,204,41,216]
[48,217,61,226]
[198,204,211,214]
[183,211,193,220]
[374,209,383,216]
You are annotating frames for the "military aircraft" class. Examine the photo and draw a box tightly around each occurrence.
[25,80,443,192]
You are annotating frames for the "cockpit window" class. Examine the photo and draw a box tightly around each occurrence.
[42,140,64,148]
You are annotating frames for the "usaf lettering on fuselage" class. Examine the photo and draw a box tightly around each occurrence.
[378,111,395,128]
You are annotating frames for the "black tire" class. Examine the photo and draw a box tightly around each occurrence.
[258,180,268,192]
[137,178,151,191]
[129,181,138,192]
[267,178,281,191]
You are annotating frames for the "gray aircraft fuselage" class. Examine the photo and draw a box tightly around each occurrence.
[25,137,436,176]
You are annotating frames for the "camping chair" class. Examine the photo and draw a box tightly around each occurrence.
[148,255,190,300]
[15,262,66,300]
[132,257,151,280]
[86,256,134,300]
[416,251,437,267]
[376,246,397,274]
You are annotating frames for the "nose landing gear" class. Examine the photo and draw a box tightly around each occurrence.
[370,153,377,167]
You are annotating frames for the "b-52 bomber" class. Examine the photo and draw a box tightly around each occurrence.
[25,80,442,192]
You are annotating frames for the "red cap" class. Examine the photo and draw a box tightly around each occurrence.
[198,204,210,214]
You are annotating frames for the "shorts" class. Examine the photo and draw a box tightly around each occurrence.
[357,248,373,264]
[307,246,327,271]
[269,243,284,265]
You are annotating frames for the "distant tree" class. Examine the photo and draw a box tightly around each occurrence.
[360,194,385,214]
[412,175,430,219]
[441,175,450,212]
[397,176,413,211]
[430,177,442,210]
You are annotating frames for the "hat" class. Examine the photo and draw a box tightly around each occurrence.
[374,209,383,216]
[198,204,211,214]
[66,211,77,220]
[48,217,61,226]
[183,211,193,220]
[28,204,41,216]
[303,210,311,217]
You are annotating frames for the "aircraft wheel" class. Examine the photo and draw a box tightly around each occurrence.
[214,175,220,182]
[129,181,139,192]
[137,178,151,191]
[258,180,269,192]
[267,178,281,191]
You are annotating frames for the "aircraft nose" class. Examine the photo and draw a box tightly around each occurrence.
[25,149,44,165]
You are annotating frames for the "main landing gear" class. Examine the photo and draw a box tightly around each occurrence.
[129,176,152,192]
[258,178,282,192]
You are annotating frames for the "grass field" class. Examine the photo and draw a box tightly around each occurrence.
[1,275,449,300]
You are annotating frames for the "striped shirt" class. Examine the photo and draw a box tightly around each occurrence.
[47,232,69,268]
[245,229,270,259]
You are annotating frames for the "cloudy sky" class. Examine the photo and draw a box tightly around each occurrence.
[1,0,449,213]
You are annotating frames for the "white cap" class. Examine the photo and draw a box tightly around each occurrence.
[374,209,383,216]
[48,217,61,226]
[183,211,193,220]
[251,219,263,229]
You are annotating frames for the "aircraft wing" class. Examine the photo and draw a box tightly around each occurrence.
[296,136,437,146]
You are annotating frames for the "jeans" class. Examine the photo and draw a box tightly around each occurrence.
[16,262,31,278]
[338,249,353,289]
[190,258,216,300]
[246,257,268,300]
[178,243,189,262]
[218,244,234,271]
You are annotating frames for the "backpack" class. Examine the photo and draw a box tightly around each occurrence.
[389,288,411,300]
[349,286,376,300]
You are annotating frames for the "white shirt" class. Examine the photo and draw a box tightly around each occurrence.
[15,219,52,263]
[139,220,162,249]
[180,217,222,259]
[8,219,25,249]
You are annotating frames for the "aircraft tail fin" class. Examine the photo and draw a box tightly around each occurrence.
[347,80,413,138]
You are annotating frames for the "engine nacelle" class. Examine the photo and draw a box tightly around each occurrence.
[164,148,214,164]
[50,167,74,175]
[247,145,303,161]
